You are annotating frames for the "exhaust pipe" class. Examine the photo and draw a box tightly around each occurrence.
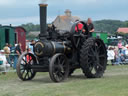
[39,4,48,40]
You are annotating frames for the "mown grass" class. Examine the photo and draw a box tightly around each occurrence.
[0,65,128,96]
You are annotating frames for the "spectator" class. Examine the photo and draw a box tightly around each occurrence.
[118,40,122,53]
[125,45,128,58]
[107,47,115,65]
[3,43,11,66]
[29,40,35,53]
[119,46,126,64]
[114,47,121,65]
[13,43,22,69]
[8,44,15,67]
[0,50,10,75]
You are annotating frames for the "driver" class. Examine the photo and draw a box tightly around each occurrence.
[75,20,83,33]
[84,18,95,37]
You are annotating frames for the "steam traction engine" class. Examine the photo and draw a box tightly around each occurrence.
[16,4,107,82]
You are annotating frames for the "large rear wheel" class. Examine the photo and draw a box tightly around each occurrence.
[80,38,107,78]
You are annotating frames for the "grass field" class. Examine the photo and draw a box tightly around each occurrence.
[0,65,128,96]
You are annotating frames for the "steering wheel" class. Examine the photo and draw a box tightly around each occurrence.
[70,21,89,49]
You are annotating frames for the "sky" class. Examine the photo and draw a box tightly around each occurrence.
[0,0,128,25]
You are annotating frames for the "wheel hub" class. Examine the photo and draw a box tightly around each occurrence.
[24,64,31,70]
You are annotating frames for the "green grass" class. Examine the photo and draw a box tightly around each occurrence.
[0,65,128,96]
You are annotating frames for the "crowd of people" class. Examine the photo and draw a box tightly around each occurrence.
[107,40,128,65]
[0,40,34,75]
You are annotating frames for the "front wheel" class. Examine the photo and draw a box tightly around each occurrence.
[16,52,37,81]
[49,53,69,82]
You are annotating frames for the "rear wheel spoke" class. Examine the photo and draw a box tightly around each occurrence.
[99,54,105,58]
[88,53,94,57]
[94,44,98,52]
[21,70,25,76]
[88,60,93,64]
[97,63,103,69]
[90,48,96,55]
[98,44,102,49]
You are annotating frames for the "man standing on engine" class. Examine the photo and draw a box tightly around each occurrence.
[85,18,95,37]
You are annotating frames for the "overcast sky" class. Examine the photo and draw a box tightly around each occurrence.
[0,0,128,25]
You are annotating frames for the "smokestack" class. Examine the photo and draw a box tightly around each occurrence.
[39,4,48,40]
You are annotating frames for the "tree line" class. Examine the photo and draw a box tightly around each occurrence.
[21,20,128,35]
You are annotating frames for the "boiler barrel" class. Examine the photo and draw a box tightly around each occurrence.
[34,41,67,57]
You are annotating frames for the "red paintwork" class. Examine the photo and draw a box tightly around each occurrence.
[15,27,26,51]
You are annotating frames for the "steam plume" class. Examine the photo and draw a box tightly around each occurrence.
[40,0,47,4]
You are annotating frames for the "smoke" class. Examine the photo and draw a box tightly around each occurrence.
[40,0,47,4]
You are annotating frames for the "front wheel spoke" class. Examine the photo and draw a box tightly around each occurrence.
[59,64,64,71]
[56,72,63,80]
[22,58,27,64]
[21,70,25,76]
[54,65,59,69]
[20,68,24,70]
[57,57,61,64]
[58,72,64,77]
[20,64,25,70]
[56,74,60,81]
[21,63,25,66]
[24,71,29,79]
[61,60,65,66]
[54,71,60,80]
[28,70,30,78]
[28,59,33,64]
[30,69,33,75]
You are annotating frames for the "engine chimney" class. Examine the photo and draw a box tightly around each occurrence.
[39,4,48,40]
